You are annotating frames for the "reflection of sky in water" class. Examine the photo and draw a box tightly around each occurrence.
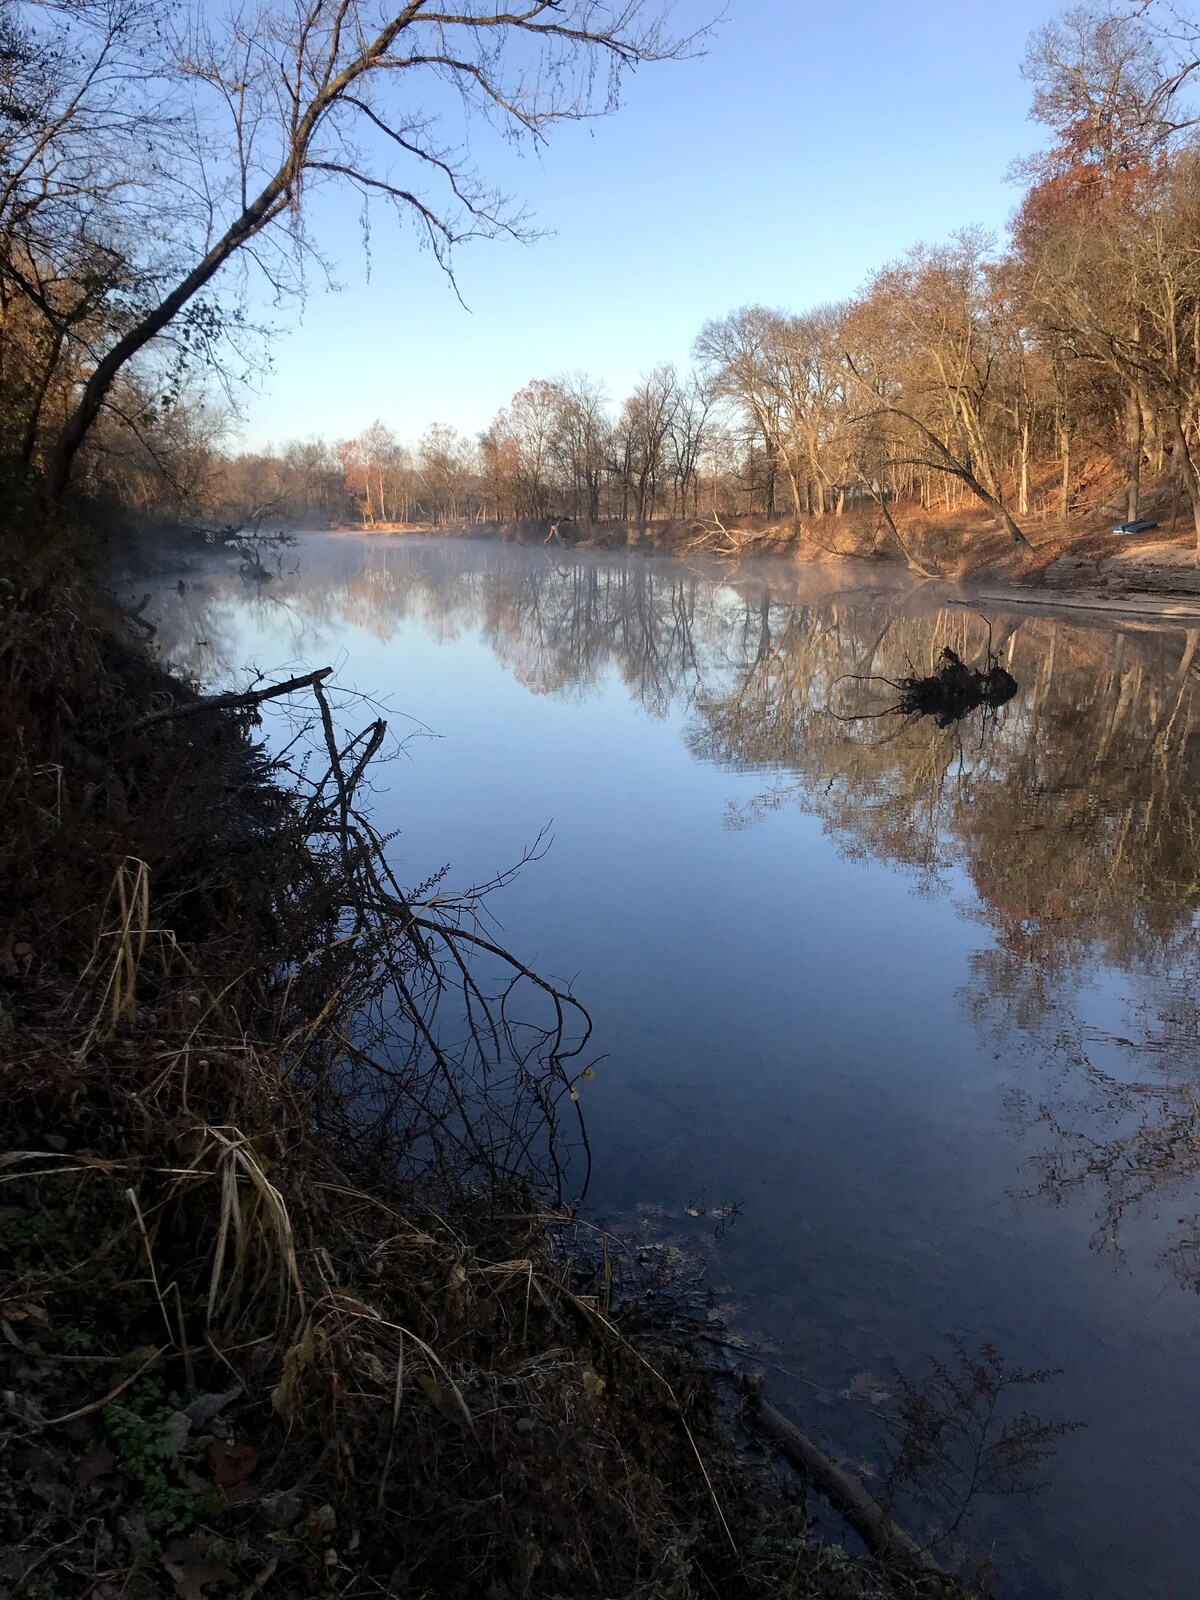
[144,534,1200,1600]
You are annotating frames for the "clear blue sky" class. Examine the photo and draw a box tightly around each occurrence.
[235,0,1058,452]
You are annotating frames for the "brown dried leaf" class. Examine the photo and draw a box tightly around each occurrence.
[0,1300,48,1324]
[271,1321,319,1418]
[161,1535,230,1600]
[206,1438,260,1487]
[841,1370,892,1405]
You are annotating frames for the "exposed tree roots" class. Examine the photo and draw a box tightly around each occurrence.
[895,648,1018,725]
[835,646,1018,729]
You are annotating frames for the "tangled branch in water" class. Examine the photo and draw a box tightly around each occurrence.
[833,646,1018,729]
[262,671,595,1205]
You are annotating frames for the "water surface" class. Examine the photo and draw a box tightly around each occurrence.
[148,535,1200,1600]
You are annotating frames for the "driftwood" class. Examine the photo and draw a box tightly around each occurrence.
[742,1378,945,1582]
[680,512,748,556]
[834,644,1018,729]
[134,667,334,731]
[896,647,1016,726]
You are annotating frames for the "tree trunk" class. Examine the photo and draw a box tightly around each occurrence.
[1167,409,1200,557]
[42,173,294,512]
[950,460,1032,549]
[1018,418,1030,517]
[989,495,1033,549]
[18,326,67,476]
[809,458,824,519]
[784,465,803,519]
[1125,383,1143,523]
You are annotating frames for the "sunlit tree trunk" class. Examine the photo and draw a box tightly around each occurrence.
[1059,412,1071,523]
[1167,408,1200,553]
[1018,417,1030,517]
[1125,381,1143,522]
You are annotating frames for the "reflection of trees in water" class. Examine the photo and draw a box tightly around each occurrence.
[152,568,322,686]
[995,934,1200,1289]
[156,540,1200,1285]
[693,591,1200,1288]
[472,556,706,711]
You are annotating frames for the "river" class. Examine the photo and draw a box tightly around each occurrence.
[145,532,1200,1600]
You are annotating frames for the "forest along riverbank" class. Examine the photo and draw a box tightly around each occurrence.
[0,551,975,1600]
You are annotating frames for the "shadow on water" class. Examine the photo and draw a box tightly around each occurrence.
[149,535,1200,1598]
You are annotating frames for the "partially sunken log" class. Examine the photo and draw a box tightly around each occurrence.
[897,647,1017,726]
[742,1379,946,1582]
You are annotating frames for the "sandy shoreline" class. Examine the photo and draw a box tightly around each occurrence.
[950,584,1200,623]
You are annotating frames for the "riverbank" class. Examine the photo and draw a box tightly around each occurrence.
[329,504,1200,618]
[0,550,970,1599]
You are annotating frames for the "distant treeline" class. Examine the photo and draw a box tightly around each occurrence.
[7,3,1200,550]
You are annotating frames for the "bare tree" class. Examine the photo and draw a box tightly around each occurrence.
[665,371,711,516]
[693,307,790,512]
[694,304,849,522]
[11,0,695,519]
[417,421,474,523]
[613,364,678,526]
[1034,147,1200,547]
[551,371,611,520]
[1016,5,1190,523]
[844,233,1033,549]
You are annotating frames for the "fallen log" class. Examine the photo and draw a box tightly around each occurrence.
[742,1376,946,1583]
[896,647,1016,727]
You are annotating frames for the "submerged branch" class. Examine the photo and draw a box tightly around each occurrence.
[743,1379,947,1581]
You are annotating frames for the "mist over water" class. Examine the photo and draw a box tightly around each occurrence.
[148,533,1200,1600]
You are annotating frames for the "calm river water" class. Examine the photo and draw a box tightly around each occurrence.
[146,533,1200,1600]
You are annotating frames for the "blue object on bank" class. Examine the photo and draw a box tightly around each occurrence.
[1113,519,1159,534]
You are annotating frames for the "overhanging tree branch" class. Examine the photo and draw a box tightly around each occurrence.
[31,0,697,515]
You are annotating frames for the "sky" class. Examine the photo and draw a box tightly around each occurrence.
[233,0,1062,452]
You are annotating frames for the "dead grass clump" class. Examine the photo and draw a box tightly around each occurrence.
[0,1028,846,1600]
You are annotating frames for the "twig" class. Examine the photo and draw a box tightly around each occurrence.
[10,1346,169,1432]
